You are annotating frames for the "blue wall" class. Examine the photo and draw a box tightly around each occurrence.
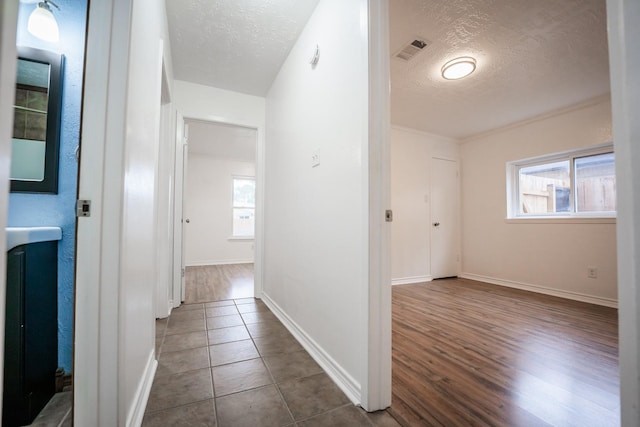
[9,0,87,372]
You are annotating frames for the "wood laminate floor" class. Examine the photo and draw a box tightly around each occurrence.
[390,278,619,427]
[185,264,254,303]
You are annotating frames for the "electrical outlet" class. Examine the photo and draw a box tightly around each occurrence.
[587,267,598,279]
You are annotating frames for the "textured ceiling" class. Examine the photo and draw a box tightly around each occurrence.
[390,0,610,139]
[167,0,610,139]
[187,120,256,162]
[166,0,320,96]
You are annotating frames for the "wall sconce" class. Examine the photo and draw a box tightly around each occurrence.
[27,1,60,43]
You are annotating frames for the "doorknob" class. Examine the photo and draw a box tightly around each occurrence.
[433,222,440,227]
[185,219,190,223]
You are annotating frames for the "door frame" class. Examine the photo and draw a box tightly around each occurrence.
[74,0,133,424]
[606,0,640,423]
[155,51,175,319]
[173,112,186,307]
[363,0,392,411]
[180,116,265,300]
[0,0,19,420]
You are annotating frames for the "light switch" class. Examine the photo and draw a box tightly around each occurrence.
[312,149,320,167]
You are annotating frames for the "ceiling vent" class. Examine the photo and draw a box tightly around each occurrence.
[394,38,430,61]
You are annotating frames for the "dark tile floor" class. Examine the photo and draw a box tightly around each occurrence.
[29,391,72,426]
[145,298,400,427]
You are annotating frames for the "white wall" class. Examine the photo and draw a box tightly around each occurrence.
[460,97,617,306]
[119,0,173,424]
[263,0,369,404]
[173,80,265,129]
[391,126,459,284]
[185,155,255,266]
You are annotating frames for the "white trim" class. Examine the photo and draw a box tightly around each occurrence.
[607,0,640,422]
[509,142,614,167]
[507,142,616,220]
[173,111,186,308]
[75,0,132,424]
[364,0,392,412]
[231,175,256,239]
[186,260,254,267]
[505,217,616,225]
[392,275,433,286]
[125,351,157,427]
[155,40,172,320]
[461,94,611,144]
[391,124,459,144]
[261,293,361,404]
[459,272,618,308]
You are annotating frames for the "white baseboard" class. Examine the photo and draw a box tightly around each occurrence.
[127,350,158,427]
[459,272,618,308]
[391,275,433,286]
[261,293,361,405]
[186,259,254,267]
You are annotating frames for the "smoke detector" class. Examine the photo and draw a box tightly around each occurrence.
[394,38,430,61]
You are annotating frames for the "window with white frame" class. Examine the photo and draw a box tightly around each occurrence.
[507,144,616,218]
[232,177,255,237]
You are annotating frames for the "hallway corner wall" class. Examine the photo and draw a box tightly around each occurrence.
[263,0,369,404]
[117,0,175,424]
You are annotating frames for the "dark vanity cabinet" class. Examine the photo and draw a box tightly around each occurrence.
[3,241,58,427]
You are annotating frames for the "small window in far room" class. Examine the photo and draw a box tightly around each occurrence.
[232,177,255,238]
[507,144,616,219]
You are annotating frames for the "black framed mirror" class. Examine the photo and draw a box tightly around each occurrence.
[11,46,64,193]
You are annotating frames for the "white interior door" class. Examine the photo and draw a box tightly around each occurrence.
[173,113,187,306]
[430,157,460,278]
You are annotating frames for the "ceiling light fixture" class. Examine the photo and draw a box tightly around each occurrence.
[441,56,476,80]
[27,0,60,43]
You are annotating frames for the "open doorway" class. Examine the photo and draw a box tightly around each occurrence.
[387,0,617,424]
[3,1,88,425]
[182,120,258,302]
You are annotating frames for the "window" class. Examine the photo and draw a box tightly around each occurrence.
[507,144,616,218]
[232,177,255,237]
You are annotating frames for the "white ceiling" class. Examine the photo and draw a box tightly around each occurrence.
[390,0,610,139]
[166,0,320,96]
[187,120,256,162]
[166,0,610,140]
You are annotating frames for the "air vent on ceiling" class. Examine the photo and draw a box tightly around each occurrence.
[394,38,430,61]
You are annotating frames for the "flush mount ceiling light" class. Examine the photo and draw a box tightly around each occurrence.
[441,56,476,80]
[27,0,60,42]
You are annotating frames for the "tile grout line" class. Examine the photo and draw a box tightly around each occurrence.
[146,307,215,419]
[237,298,299,426]
[239,301,298,426]
[204,303,221,426]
